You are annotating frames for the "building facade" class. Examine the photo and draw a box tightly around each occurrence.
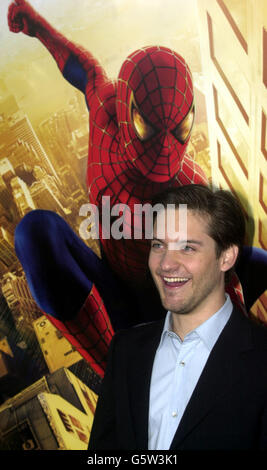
[197,0,267,319]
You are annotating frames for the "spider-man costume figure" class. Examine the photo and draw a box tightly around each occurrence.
[8,0,267,378]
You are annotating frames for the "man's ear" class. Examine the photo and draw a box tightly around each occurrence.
[220,245,239,272]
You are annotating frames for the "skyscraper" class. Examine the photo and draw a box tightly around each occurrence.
[29,179,68,216]
[0,226,17,270]
[1,272,42,328]
[10,112,59,182]
[10,176,35,217]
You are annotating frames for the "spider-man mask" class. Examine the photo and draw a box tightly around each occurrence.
[117,46,195,183]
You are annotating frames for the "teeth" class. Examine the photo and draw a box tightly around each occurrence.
[163,277,189,283]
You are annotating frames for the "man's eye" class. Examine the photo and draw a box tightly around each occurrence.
[132,108,156,141]
[151,241,163,249]
[182,245,194,252]
[172,106,195,144]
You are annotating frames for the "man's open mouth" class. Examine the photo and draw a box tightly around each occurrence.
[162,276,190,287]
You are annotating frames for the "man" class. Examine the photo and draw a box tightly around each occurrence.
[88,184,267,450]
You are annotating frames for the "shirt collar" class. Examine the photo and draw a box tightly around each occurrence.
[160,294,233,351]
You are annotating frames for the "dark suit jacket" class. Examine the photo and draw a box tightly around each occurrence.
[88,307,267,450]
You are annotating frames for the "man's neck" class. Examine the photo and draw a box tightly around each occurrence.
[171,293,227,341]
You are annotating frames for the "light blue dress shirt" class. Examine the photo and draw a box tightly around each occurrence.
[148,295,233,450]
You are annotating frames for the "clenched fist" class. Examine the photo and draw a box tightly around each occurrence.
[8,0,41,37]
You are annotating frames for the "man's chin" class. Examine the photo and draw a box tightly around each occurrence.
[162,300,186,315]
[162,296,194,316]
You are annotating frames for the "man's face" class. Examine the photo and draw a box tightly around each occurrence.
[148,208,229,317]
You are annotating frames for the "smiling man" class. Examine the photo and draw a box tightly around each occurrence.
[89,184,267,451]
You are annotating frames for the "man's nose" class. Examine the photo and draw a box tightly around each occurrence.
[160,248,181,271]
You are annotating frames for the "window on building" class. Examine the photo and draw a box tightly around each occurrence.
[76,430,88,443]
[217,0,248,52]
[207,13,250,124]
[259,173,267,213]
[213,86,249,177]
[262,110,267,160]
[259,220,267,250]
[263,28,267,88]
[216,140,248,213]
[81,387,97,415]
[57,409,74,433]
[56,330,64,339]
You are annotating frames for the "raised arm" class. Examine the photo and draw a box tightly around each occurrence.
[8,0,108,104]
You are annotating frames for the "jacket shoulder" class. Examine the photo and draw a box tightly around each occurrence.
[110,320,164,361]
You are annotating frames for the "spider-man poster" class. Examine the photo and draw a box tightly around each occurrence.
[0,0,266,451]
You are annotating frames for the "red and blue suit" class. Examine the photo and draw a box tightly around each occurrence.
[8,0,267,378]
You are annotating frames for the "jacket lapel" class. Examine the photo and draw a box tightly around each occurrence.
[170,308,253,450]
[127,320,164,449]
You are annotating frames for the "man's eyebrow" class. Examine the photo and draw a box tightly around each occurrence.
[179,239,203,246]
[152,238,203,245]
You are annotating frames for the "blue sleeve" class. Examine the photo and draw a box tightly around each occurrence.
[236,246,267,311]
[63,53,88,95]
